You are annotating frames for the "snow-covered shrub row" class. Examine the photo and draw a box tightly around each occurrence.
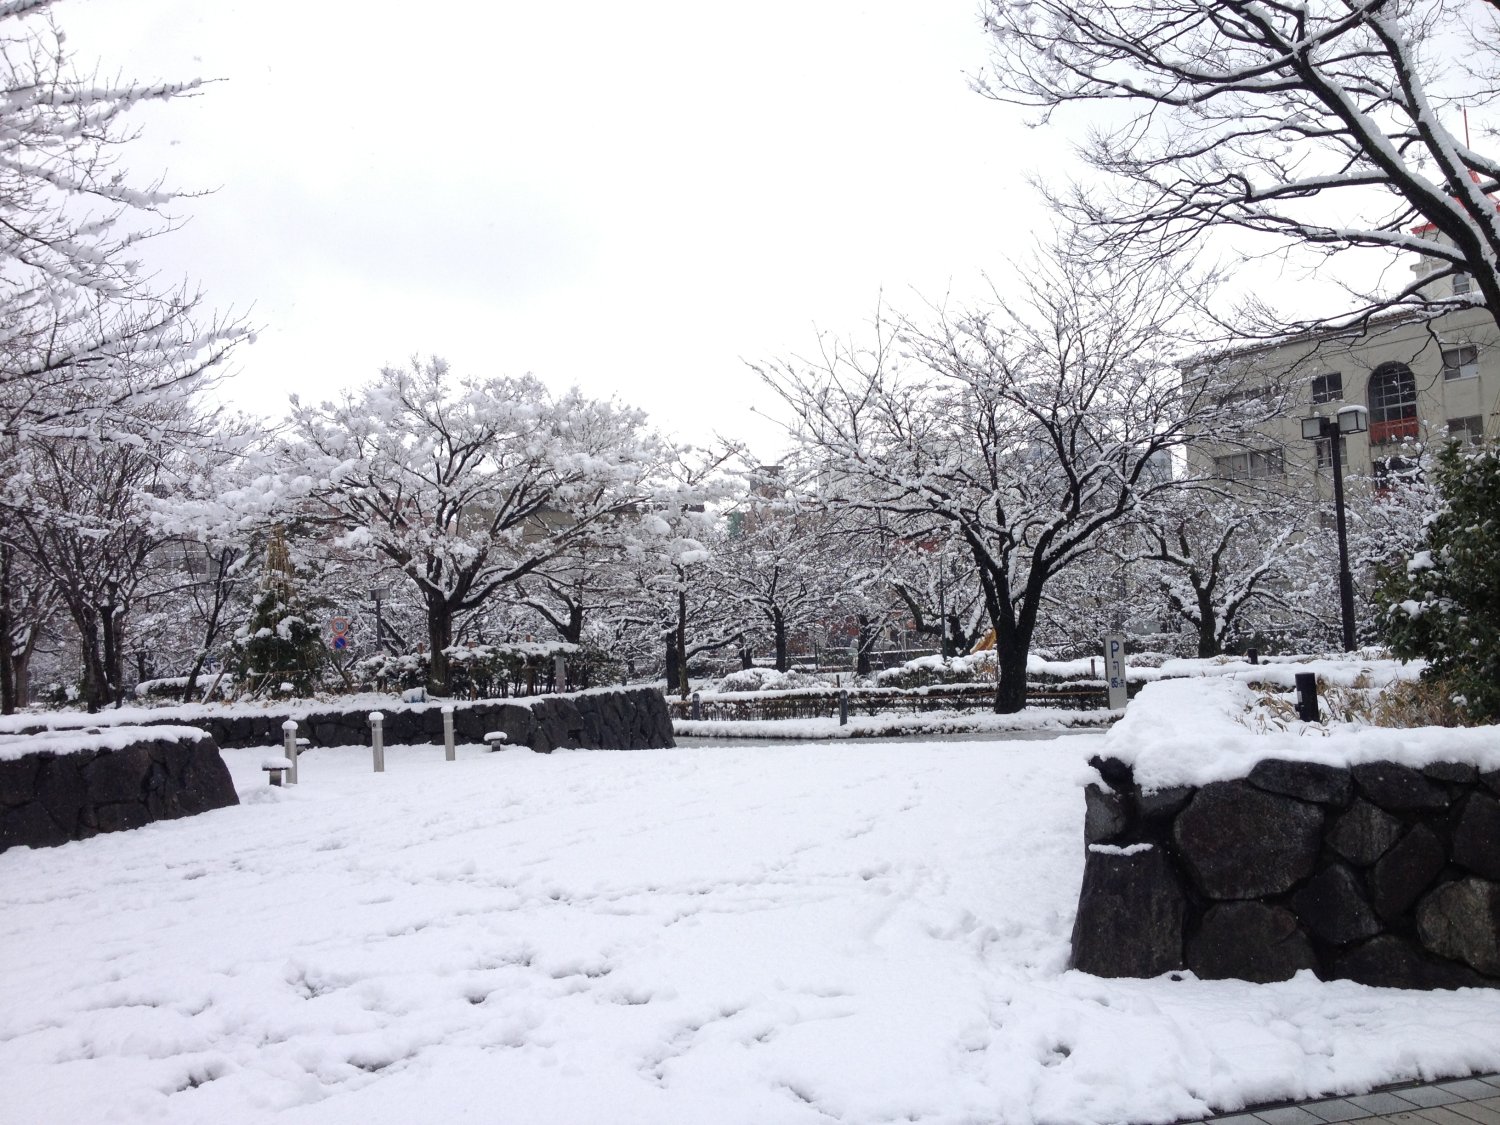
[711,667,827,693]
[350,642,619,698]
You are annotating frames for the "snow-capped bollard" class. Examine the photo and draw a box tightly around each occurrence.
[690,691,701,721]
[483,731,508,749]
[442,704,455,762]
[369,711,385,773]
[262,757,292,786]
[839,690,849,726]
[282,719,299,784]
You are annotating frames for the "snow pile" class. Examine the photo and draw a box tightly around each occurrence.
[2,736,1498,1123]
[1103,677,1500,791]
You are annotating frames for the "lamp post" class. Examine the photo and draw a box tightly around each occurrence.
[1300,405,1369,652]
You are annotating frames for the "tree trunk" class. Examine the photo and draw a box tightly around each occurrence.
[427,597,454,695]
[856,615,874,676]
[994,642,1028,714]
[563,603,584,645]
[772,609,788,672]
[1196,586,1223,658]
[101,604,127,707]
[946,612,967,659]
[0,547,14,715]
[78,610,106,713]
[675,588,688,698]
[664,630,681,690]
[738,635,752,670]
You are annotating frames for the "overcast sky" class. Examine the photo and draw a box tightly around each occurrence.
[61,0,1069,459]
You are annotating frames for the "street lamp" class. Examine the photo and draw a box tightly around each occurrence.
[1300,404,1369,651]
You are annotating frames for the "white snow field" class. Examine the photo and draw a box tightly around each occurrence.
[3,729,1499,1124]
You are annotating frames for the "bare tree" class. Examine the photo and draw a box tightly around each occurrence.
[0,3,244,455]
[979,0,1500,327]
[760,249,1262,712]
[1134,490,1303,657]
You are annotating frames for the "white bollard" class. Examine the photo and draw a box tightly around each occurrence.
[282,719,299,784]
[442,704,455,761]
[369,711,385,773]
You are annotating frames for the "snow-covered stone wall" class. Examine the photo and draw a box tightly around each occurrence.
[0,727,238,853]
[181,687,674,754]
[1072,753,1500,989]
[3,688,677,756]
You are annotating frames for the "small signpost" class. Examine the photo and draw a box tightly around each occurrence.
[328,616,351,651]
[1104,634,1128,710]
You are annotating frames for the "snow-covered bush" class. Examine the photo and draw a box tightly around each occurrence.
[1378,440,1500,723]
[871,651,997,689]
[713,667,826,693]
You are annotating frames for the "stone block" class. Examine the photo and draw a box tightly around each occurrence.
[1290,863,1381,946]
[1174,781,1324,899]
[1137,786,1194,821]
[1084,784,1128,844]
[1416,878,1500,977]
[1332,934,1493,990]
[34,755,89,837]
[1187,902,1316,983]
[1352,761,1450,812]
[1069,845,1186,978]
[1452,793,1500,881]
[1248,759,1353,806]
[0,754,40,808]
[1369,824,1446,921]
[0,801,68,850]
[1423,762,1479,784]
[1327,799,1404,867]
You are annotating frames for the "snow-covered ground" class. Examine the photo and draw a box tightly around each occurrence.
[3,709,1498,1123]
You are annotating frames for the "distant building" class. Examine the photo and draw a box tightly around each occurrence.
[1188,242,1498,494]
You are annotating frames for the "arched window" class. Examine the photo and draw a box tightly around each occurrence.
[1367,362,1417,445]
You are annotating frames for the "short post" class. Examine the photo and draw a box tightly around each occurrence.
[839,690,849,726]
[1294,672,1320,723]
[1247,648,1259,666]
[553,653,567,693]
[369,711,385,773]
[690,691,701,721]
[282,719,299,785]
[442,704,455,762]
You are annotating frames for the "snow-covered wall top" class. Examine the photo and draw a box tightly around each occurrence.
[0,725,209,763]
[1104,679,1500,791]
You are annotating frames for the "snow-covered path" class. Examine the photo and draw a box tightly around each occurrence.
[3,738,1497,1124]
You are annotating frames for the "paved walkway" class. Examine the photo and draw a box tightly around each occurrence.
[1184,1073,1500,1124]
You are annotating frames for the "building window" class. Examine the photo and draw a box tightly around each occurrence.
[1213,448,1284,479]
[1447,415,1485,444]
[1310,373,1343,404]
[1368,361,1418,444]
[1454,272,1472,296]
[1442,343,1479,381]
[1314,436,1347,469]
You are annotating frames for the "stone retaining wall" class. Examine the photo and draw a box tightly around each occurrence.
[0,730,239,853]
[189,687,675,754]
[1072,755,1500,989]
